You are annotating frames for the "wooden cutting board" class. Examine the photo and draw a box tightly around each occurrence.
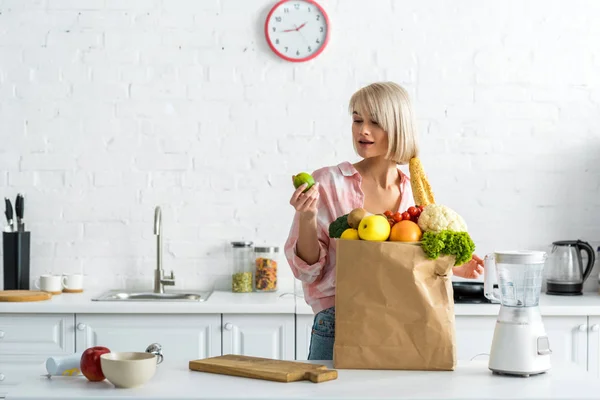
[0,290,52,302]
[189,354,338,383]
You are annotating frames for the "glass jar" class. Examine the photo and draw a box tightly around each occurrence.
[231,241,253,293]
[254,246,279,292]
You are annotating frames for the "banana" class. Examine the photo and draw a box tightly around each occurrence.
[409,157,435,206]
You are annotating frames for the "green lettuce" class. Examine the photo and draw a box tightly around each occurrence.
[421,230,475,266]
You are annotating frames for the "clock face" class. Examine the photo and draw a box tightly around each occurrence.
[264,0,330,62]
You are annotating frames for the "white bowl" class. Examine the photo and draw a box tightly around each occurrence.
[100,352,157,388]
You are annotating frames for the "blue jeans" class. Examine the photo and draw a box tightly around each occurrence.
[308,307,335,360]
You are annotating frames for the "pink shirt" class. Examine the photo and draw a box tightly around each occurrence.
[284,161,414,315]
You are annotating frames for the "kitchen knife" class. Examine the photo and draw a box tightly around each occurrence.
[4,197,14,232]
[15,194,24,232]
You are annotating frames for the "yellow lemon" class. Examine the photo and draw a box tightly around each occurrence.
[358,215,391,241]
[340,228,360,240]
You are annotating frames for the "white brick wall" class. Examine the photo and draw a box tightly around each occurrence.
[1,0,600,293]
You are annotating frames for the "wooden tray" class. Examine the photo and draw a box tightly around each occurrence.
[0,290,52,302]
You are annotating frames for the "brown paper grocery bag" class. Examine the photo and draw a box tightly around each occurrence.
[333,239,457,371]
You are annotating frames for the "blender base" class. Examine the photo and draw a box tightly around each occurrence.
[488,308,552,377]
[490,369,548,378]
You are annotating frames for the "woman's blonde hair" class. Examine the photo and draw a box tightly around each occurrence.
[348,82,419,164]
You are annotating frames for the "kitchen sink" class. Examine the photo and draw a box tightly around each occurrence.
[92,290,212,302]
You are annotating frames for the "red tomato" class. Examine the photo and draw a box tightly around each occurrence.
[402,212,410,220]
[418,205,426,212]
[384,210,393,217]
[408,206,419,217]
[392,212,402,222]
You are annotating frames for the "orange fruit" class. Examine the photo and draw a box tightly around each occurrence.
[389,220,422,242]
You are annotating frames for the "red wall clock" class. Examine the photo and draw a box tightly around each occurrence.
[264,0,330,62]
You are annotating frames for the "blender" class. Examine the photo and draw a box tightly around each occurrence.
[483,251,552,377]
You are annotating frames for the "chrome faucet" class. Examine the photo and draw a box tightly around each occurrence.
[154,206,175,293]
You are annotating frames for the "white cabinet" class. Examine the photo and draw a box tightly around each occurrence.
[0,314,75,360]
[222,314,295,360]
[454,316,496,361]
[295,314,314,360]
[0,314,75,397]
[453,315,589,370]
[543,316,588,371]
[588,316,600,377]
[75,314,221,361]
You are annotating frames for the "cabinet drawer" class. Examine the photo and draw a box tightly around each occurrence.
[0,314,75,358]
[0,361,46,389]
[222,314,295,361]
[0,365,28,386]
[75,314,221,360]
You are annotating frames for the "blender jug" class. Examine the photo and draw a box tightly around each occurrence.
[484,251,546,307]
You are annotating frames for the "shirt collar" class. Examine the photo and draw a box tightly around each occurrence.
[338,161,408,183]
[337,161,360,177]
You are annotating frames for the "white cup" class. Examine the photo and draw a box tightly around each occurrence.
[34,275,65,293]
[62,273,84,291]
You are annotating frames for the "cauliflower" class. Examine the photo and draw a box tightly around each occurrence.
[417,204,468,233]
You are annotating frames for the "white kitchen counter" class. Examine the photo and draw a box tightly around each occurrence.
[296,292,600,316]
[0,290,297,314]
[6,360,600,400]
[2,288,600,316]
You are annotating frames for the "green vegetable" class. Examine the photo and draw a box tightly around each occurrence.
[329,213,350,238]
[421,230,475,266]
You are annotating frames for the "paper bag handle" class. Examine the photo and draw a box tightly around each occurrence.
[305,369,338,383]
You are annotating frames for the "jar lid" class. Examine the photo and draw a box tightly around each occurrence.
[254,246,279,253]
[495,251,547,265]
[231,241,253,248]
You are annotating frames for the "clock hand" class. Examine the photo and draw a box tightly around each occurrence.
[282,27,296,32]
[295,22,307,31]
[294,24,311,48]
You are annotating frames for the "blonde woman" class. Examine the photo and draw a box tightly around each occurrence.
[284,82,483,361]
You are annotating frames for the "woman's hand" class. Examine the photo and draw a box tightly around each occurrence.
[452,254,484,279]
[289,178,320,219]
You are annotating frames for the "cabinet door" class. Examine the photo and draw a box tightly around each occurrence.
[75,314,221,360]
[0,314,75,360]
[222,314,295,360]
[295,314,314,360]
[543,316,588,371]
[454,316,497,361]
[588,316,600,377]
[0,314,75,397]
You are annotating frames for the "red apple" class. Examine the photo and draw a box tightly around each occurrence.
[80,346,110,382]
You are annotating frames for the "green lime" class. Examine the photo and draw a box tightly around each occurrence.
[293,172,315,192]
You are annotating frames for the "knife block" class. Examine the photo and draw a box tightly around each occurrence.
[2,231,31,290]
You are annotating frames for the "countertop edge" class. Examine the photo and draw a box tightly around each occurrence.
[2,291,600,317]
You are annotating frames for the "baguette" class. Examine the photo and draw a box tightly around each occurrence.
[409,157,435,206]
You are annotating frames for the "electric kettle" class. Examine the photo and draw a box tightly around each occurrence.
[545,240,595,296]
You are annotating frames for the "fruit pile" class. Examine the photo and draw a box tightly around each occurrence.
[330,207,424,243]
[383,205,425,227]
[295,168,476,264]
